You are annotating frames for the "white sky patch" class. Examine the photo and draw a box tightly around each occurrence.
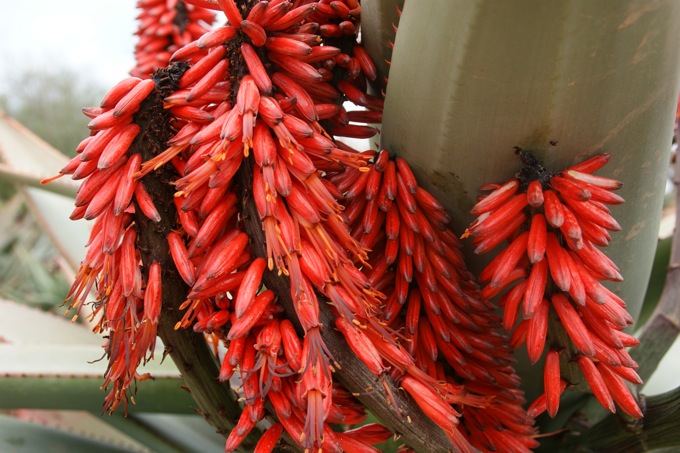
[2,1,139,88]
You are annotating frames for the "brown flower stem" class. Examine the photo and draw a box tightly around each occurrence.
[559,386,680,453]
[630,148,680,383]
[547,308,586,391]
[128,66,258,451]
[237,156,457,453]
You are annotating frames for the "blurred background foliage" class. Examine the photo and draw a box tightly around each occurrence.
[0,65,103,313]
[0,66,104,157]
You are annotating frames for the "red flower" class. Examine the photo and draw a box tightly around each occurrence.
[469,151,642,419]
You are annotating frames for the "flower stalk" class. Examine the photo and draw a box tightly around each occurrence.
[128,66,254,446]
[238,155,457,453]
[631,147,680,382]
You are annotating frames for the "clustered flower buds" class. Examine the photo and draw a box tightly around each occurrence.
[131,0,216,78]
[467,150,642,419]
[47,0,644,452]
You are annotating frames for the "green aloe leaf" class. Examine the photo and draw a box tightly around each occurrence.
[559,385,680,452]
[361,0,404,94]
[0,343,193,413]
[0,163,78,198]
[2,411,221,453]
[129,414,227,453]
[0,299,190,414]
[0,298,99,345]
[0,111,87,269]
[638,234,672,326]
[0,414,136,453]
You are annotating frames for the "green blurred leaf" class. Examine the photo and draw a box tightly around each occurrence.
[0,164,78,198]
[130,414,227,453]
[0,299,189,414]
[0,343,194,414]
[0,298,101,346]
[0,111,88,270]
[0,198,70,310]
[639,235,672,326]
[0,414,135,453]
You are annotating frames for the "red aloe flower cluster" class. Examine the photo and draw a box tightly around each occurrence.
[40,72,165,412]
[338,150,538,452]
[47,0,391,450]
[47,0,651,452]
[467,150,643,419]
[131,0,216,78]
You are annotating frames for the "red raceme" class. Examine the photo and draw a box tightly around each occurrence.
[47,0,645,452]
[130,0,216,79]
[468,151,643,419]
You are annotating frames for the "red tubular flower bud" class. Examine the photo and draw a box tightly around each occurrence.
[577,356,615,413]
[233,258,267,318]
[597,362,643,418]
[527,180,544,207]
[113,79,156,118]
[551,293,595,356]
[241,19,267,47]
[228,290,275,340]
[526,299,549,364]
[217,0,242,28]
[544,350,561,417]
[144,262,162,324]
[335,317,385,376]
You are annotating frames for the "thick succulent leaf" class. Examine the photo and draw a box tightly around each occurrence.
[0,112,71,180]
[0,163,78,198]
[0,343,193,413]
[0,110,87,269]
[361,0,404,94]
[0,299,189,413]
[0,414,137,453]
[559,385,680,451]
[644,335,680,395]
[4,410,222,453]
[381,0,680,324]
[0,298,99,345]
[131,414,228,453]
[3,411,223,453]
[0,199,71,309]
[638,234,672,326]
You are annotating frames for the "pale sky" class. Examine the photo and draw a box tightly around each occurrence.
[2,1,143,89]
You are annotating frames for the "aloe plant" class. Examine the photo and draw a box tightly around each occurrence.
[2,1,680,452]
[376,0,680,449]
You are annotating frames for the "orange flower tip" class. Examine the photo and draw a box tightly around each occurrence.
[41,174,64,184]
